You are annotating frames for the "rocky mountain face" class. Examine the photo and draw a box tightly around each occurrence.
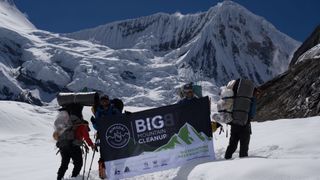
[256,25,320,121]
[255,58,320,121]
[0,1,299,106]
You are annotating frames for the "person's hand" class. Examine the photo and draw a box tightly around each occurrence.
[84,144,89,153]
[91,144,98,152]
[52,131,59,141]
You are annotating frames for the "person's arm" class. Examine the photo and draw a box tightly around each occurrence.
[91,106,96,114]
[91,109,102,131]
[78,125,94,147]
[90,116,98,131]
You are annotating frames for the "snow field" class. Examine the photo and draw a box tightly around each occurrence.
[1,101,319,180]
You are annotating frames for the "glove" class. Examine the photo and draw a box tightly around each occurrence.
[216,122,222,128]
[84,144,89,153]
[91,144,98,152]
[90,116,96,124]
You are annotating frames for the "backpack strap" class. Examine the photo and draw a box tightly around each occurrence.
[226,124,229,138]
[221,96,234,100]
[218,110,233,114]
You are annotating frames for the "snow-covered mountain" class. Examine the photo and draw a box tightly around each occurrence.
[0,0,299,107]
[0,0,35,31]
[68,1,299,85]
[1,2,319,179]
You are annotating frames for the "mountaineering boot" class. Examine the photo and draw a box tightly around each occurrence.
[98,158,107,179]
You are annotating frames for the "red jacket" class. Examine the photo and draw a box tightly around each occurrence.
[75,124,94,147]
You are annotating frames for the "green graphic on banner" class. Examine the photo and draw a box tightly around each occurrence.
[155,123,211,152]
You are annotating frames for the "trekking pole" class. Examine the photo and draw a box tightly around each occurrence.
[87,136,99,180]
[87,147,96,180]
[82,144,89,180]
[87,137,98,180]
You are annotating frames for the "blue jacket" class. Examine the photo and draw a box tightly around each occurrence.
[178,97,197,105]
[249,97,257,119]
[92,105,120,130]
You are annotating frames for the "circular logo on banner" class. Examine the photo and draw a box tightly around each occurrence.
[105,124,130,149]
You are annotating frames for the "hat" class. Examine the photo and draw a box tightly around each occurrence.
[183,83,193,91]
[100,95,109,101]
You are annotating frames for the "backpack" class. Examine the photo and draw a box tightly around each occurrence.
[192,84,203,98]
[53,109,71,140]
[53,108,83,148]
[213,86,234,124]
[218,86,234,112]
[232,79,255,126]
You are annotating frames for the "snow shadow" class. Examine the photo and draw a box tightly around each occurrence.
[173,158,213,180]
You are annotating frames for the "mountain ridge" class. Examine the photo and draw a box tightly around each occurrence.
[67,1,299,85]
[0,1,299,106]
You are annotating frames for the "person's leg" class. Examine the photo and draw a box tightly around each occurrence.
[57,148,71,180]
[99,157,107,179]
[225,130,240,159]
[239,131,251,158]
[70,146,83,177]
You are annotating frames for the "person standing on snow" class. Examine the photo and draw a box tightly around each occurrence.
[91,95,120,130]
[90,95,121,179]
[224,86,261,159]
[56,104,96,180]
[178,83,198,104]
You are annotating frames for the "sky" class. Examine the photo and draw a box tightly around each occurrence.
[14,0,320,42]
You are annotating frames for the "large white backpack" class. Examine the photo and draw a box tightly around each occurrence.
[53,110,83,148]
[53,110,71,139]
[213,82,235,124]
[232,79,254,126]
[217,86,234,112]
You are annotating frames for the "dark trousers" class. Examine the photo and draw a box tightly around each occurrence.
[225,124,251,159]
[57,145,83,180]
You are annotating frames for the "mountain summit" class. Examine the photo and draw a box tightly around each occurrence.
[0,0,35,31]
[0,1,299,106]
[68,1,299,85]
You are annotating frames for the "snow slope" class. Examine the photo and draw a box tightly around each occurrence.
[297,43,320,62]
[0,0,35,31]
[1,101,319,180]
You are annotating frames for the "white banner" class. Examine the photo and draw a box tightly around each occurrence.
[105,138,215,179]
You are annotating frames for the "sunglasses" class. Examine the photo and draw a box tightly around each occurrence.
[184,90,193,94]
